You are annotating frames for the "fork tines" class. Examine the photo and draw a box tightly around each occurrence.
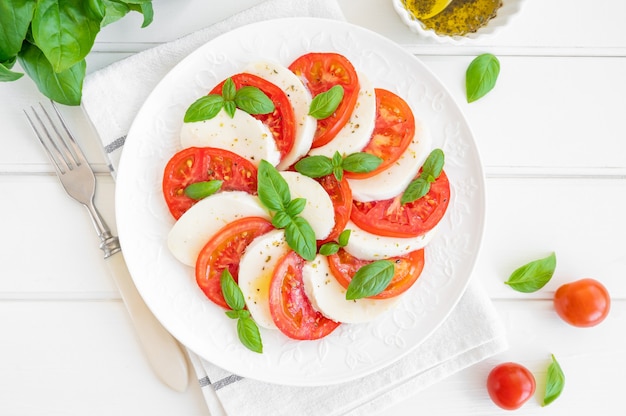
[24,102,86,175]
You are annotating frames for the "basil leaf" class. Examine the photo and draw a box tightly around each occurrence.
[220,269,245,311]
[257,160,291,212]
[505,252,556,293]
[286,198,306,217]
[18,42,85,106]
[543,354,565,406]
[401,177,430,205]
[0,61,23,82]
[319,242,340,256]
[221,77,236,101]
[346,260,395,300]
[309,85,344,119]
[284,216,316,261]
[422,148,445,179]
[342,152,383,173]
[337,229,351,247]
[466,53,500,103]
[223,100,237,118]
[32,0,102,73]
[333,165,344,181]
[237,316,263,353]
[184,94,224,122]
[0,0,36,61]
[127,1,153,28]
[332,151,343,168]
[235,86,274,115]
[271,211,292,229]
[294,155,333,178]
[225,309,250,320]
[184,180,222,200]
[100,0,131,27]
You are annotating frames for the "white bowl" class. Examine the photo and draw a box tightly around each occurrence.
[392,0,524,44]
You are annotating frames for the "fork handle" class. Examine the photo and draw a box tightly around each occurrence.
[105,250,190,392]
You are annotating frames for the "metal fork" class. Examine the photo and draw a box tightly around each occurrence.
[24,102,189,392]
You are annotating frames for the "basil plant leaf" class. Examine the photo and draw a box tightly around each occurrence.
[542,354,565,406]
[271,211,292,229]
[309,85,344,119]
[220,269,245,311]
[0,0,36,61]
[319,242,340,256]
[466,53,500,103]
[342,152,383,174]
[237,316,263,353]
[235,86,274,115]
[184,94,224,122]
[32,0,103,73]
[346,260,395,300]
[18,42,85,106]
[0,61,24,82]
[127,1,154,28]
[257,160,291,212]
[422,148,445,179]
[184,180,222,200]
[100,0,131,27]
[294,155,334,178]
[284,216,317,261]
[286,198,307,217]
[401,177,430,205]
[337,229,351,247]
[505,252,557,293]
[221,77,236,101]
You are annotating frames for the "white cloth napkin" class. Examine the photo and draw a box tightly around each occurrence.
[81,1,508,415]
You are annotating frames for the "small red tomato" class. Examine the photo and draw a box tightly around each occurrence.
[487,362,536,410]
[554,278,610,327]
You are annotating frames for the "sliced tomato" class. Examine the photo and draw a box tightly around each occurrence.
[327,249,425,299]
[196,217,274,309]
[344,88,415,179]
[162,147,257,219]
[289,52,360,148]
[210,73,296,159]
[351,170,450,238]
[269,251,340,340]
[315,173,353,244]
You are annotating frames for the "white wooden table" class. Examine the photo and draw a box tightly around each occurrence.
[2,0,625,414]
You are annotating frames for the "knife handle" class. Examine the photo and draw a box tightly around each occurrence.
[105,249,189,392]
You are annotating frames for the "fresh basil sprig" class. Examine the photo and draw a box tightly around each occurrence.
[466,53,500,103]
[542,354,565,406]
[220,269,263,353]
[345,260,395,300]
[295,151,382,181]
[401,148,445,205]
[184,77,275,122]
[184,180,222,200]
[319,229,351,256]
[505,252,556,293]
[257,160,317,261]
[309,85,344,119]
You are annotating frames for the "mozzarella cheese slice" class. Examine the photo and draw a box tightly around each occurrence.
[343,220,438,261]
[308,72,377,158]
[302,255,400,323]
[179,108,281,167]
[279,171,335,240]
[348,120,431,202]
[167,191,270,267]
[244,60,316,170]
[238,229,289,330]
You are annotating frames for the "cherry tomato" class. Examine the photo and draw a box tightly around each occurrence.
[350,170,450,238]
[487,362,536,410]
[269,251,340,340]
[327,248,425,299]
[195,217,273,309]
[162,147,257,219]
[289,52,360,148]
[210,73,296,159]
[344,88,415,180]
[315,173,353,245]
[554,278,610,327]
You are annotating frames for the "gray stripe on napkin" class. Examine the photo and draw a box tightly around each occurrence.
[198,374,244,391]
[104,135,126,154]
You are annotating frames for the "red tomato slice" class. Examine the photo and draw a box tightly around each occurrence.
[210,73,296,159]
[351,170,451,238]
[162,147,258,220]
[289,52,360,148]
[327,249,425,299]
[196,217,274,309]
[344,88,415,179]
[269,251,340,340]
[315,173,353,245]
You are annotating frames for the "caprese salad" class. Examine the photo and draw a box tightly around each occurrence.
[161,52,450,353]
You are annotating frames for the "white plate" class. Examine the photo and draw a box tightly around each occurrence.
[116,17,485,386]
